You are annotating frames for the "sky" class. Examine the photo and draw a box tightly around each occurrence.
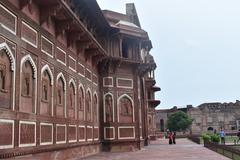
[97,0,240,109]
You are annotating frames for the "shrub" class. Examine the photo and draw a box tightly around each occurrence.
[210,134,220,143]
[201,133,220,143]
[201,133,211,142]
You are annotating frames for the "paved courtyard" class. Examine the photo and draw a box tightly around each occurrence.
[82,139,230,160]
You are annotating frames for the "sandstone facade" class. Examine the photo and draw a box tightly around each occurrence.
[0,0,159,159]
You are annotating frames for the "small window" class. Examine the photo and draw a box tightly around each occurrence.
[43,83,48,101]
[58,89,62,105]
[0,69,5,90]
[122,40,129,58]
[207,127,213,131]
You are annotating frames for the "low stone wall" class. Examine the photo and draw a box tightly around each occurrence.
[204,141,240,160]
[188,135,201,144]
[0,143,100,159]
[102,140,141,152]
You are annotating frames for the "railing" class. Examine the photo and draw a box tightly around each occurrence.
[204,141,240,160]
[188,135,201,144]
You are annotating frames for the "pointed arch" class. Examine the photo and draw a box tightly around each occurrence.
[68,78,77,119]
[56,72,67,117]
[20,54,37,79]
[78,83,85,120]
[0,42,15,71]
[86,88,92,121]
[41,64,53,86]
[93,91,98,123]
[103,92,114,122]
[20,54,37,113]
[40,64,54,116]
[0,42,16,110]
[56,72,66,91]
[117,94,134,123]
[78,83,85,97]
[69,78,77,94]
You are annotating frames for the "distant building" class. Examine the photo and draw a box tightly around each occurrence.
[155,101,240,135]
[155,106,189,132]
[188,101,240,134]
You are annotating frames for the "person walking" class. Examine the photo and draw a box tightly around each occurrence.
[219,128,225,144]
[173,132,176,144]
[237,129,240,144]
[168,131,173,144]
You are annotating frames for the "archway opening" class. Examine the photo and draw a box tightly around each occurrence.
[160,119,164,132]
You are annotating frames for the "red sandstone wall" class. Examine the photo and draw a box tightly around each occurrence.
[0,1,100,158]
[0,0,150,157]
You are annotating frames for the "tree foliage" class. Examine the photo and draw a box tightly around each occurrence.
[167,111,193,131]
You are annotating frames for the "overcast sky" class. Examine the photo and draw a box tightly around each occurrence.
[97,0,240,109]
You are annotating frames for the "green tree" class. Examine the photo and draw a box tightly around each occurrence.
[167,111,193,131]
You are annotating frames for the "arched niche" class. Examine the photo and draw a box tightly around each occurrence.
[40,64,53,116]
[0,42,15,110]
[78,84,85,121]
[56,72,66,117]
[117,94,134,123]
[103,92,114,122]
[85,88,92,122]
[93,92,98,123]
[20,54,37,114]
[160,119,164,132]
[68,79,77,119]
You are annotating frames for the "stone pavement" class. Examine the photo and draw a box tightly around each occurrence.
[82,138,230,160]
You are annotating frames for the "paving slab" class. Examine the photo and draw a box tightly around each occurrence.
[81,138,230,160]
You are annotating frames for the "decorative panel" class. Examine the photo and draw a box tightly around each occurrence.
[104,127,115,140]
[56,124,66,144]
[0,4,17,35]
[103,77,113,87]
[68,125,77,143]
[118,127,135,139]
[92,74,98,85]
[118,95,134,123]
[0,119,14,149]
[117,78,133,89]
[19,121,36,147]
[85,69,91,81]
[93,127,99,140]
[68,56,76,72]
[104,93,114,122]
[40,123,53,145]
[41,36,54,57]
[78,62,85,77]
[21,21,38,48]
[78,126,85,141]
[86,126,93,141]
[56,47,66,65]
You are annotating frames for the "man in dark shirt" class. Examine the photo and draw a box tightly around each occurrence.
[237,129,240,144]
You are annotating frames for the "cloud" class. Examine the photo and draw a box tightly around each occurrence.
[184,39,200,48]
